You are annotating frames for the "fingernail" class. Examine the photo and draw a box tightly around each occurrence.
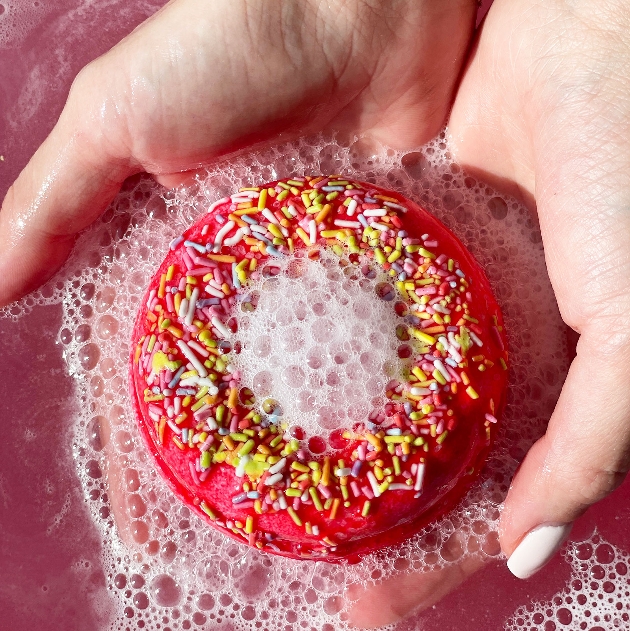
[507,523,573,579]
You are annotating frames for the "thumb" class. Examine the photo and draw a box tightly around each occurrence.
[0,66,135,307]
[501,324,630,579]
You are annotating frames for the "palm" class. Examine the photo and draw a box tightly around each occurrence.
[449,0,630,561]
[74,0,477,183]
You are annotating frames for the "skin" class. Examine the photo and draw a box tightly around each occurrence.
[3,0,630,626]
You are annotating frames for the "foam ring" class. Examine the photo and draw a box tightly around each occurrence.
[130,175,509,561]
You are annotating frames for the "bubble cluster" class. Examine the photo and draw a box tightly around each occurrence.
[1,131,576,630]
[507,532,630,630]
[233,250,403,445]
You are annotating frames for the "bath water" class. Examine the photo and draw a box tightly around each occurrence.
[1,2,630,630]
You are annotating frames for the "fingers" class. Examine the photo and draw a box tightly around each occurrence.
[501,324,630,578]
[0,68,135,307]
[345,532,486,628]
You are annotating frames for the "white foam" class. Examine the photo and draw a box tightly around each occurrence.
[233,251,401,445]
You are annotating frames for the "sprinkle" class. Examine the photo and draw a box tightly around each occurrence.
[414,461,425,491]
[287,507,303,527]
[308,219,317,245]
[212,220,236,250]
[466,386,480,399]
[211,316,231,338]
[176,340,208,378]
[169,236,184,250]
[208,197,230,214]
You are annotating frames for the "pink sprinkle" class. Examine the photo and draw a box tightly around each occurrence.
[318,484,332,499]
[362,486,374,500]
[189,462,200,485]
[182,252,194,270]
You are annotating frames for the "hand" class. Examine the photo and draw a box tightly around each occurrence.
[0,0,477,306]
[10,0,488,625]
[449,0,630,579]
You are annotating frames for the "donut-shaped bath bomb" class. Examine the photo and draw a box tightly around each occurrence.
[130,176,508,561]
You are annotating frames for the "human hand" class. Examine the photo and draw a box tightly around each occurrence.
[449,0,630,579]
[0,0,478,306]
[6,0,491,624]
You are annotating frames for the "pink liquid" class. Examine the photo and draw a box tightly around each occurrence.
[1,2,629,630]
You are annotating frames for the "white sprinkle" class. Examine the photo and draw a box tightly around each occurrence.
[262,208,279,225]
[224,228,244,247]
[389,483,413,491]
[335,468,352,477]
[414,461,425,492]
[309,219,317,245]
[469,331,484,347]
[384,201,407,212]
[286,204,298,217]
[211,316,231,338]
[433,359,451,382]
[205,285,224,299]
[178,297,189,319]
[146,289,156,310]
[485,413,498,424]
[213,220,235,251]
[410,387,432,396]
[265,473,283,486]
[362,208,387,217]
[278,492,288,510]
[367,471,381,498]
[185,287,199,326]
[169,236,184,250]
[208,197,229,214]
[371,222,389,231]
[268,457,287,475]
[235,455,250,477]
[333,220,361,228]
[347,199,358,216]
[176,340,208,378]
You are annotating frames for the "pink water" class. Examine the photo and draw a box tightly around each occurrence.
[1,2,630,630]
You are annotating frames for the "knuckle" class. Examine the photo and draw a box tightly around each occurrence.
[576,465,627,507]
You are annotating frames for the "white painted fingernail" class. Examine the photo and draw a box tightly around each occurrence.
[507,523,573,579]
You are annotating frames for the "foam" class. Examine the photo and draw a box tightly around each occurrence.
[232,250,403,447]
[506,532,630,630]
[0,131,575,629]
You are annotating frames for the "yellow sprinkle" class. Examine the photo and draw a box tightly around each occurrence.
[362,501,371,517]
[258,188,268,210]
[207,254,237,263]
[309,487,324,511]
[387,250,401,263]
[295,227,311,246]
[466,386,479,399]
[409,329,436,345]
[291,462,310,473]
[200,501,216,519]
[287,507,303,527]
